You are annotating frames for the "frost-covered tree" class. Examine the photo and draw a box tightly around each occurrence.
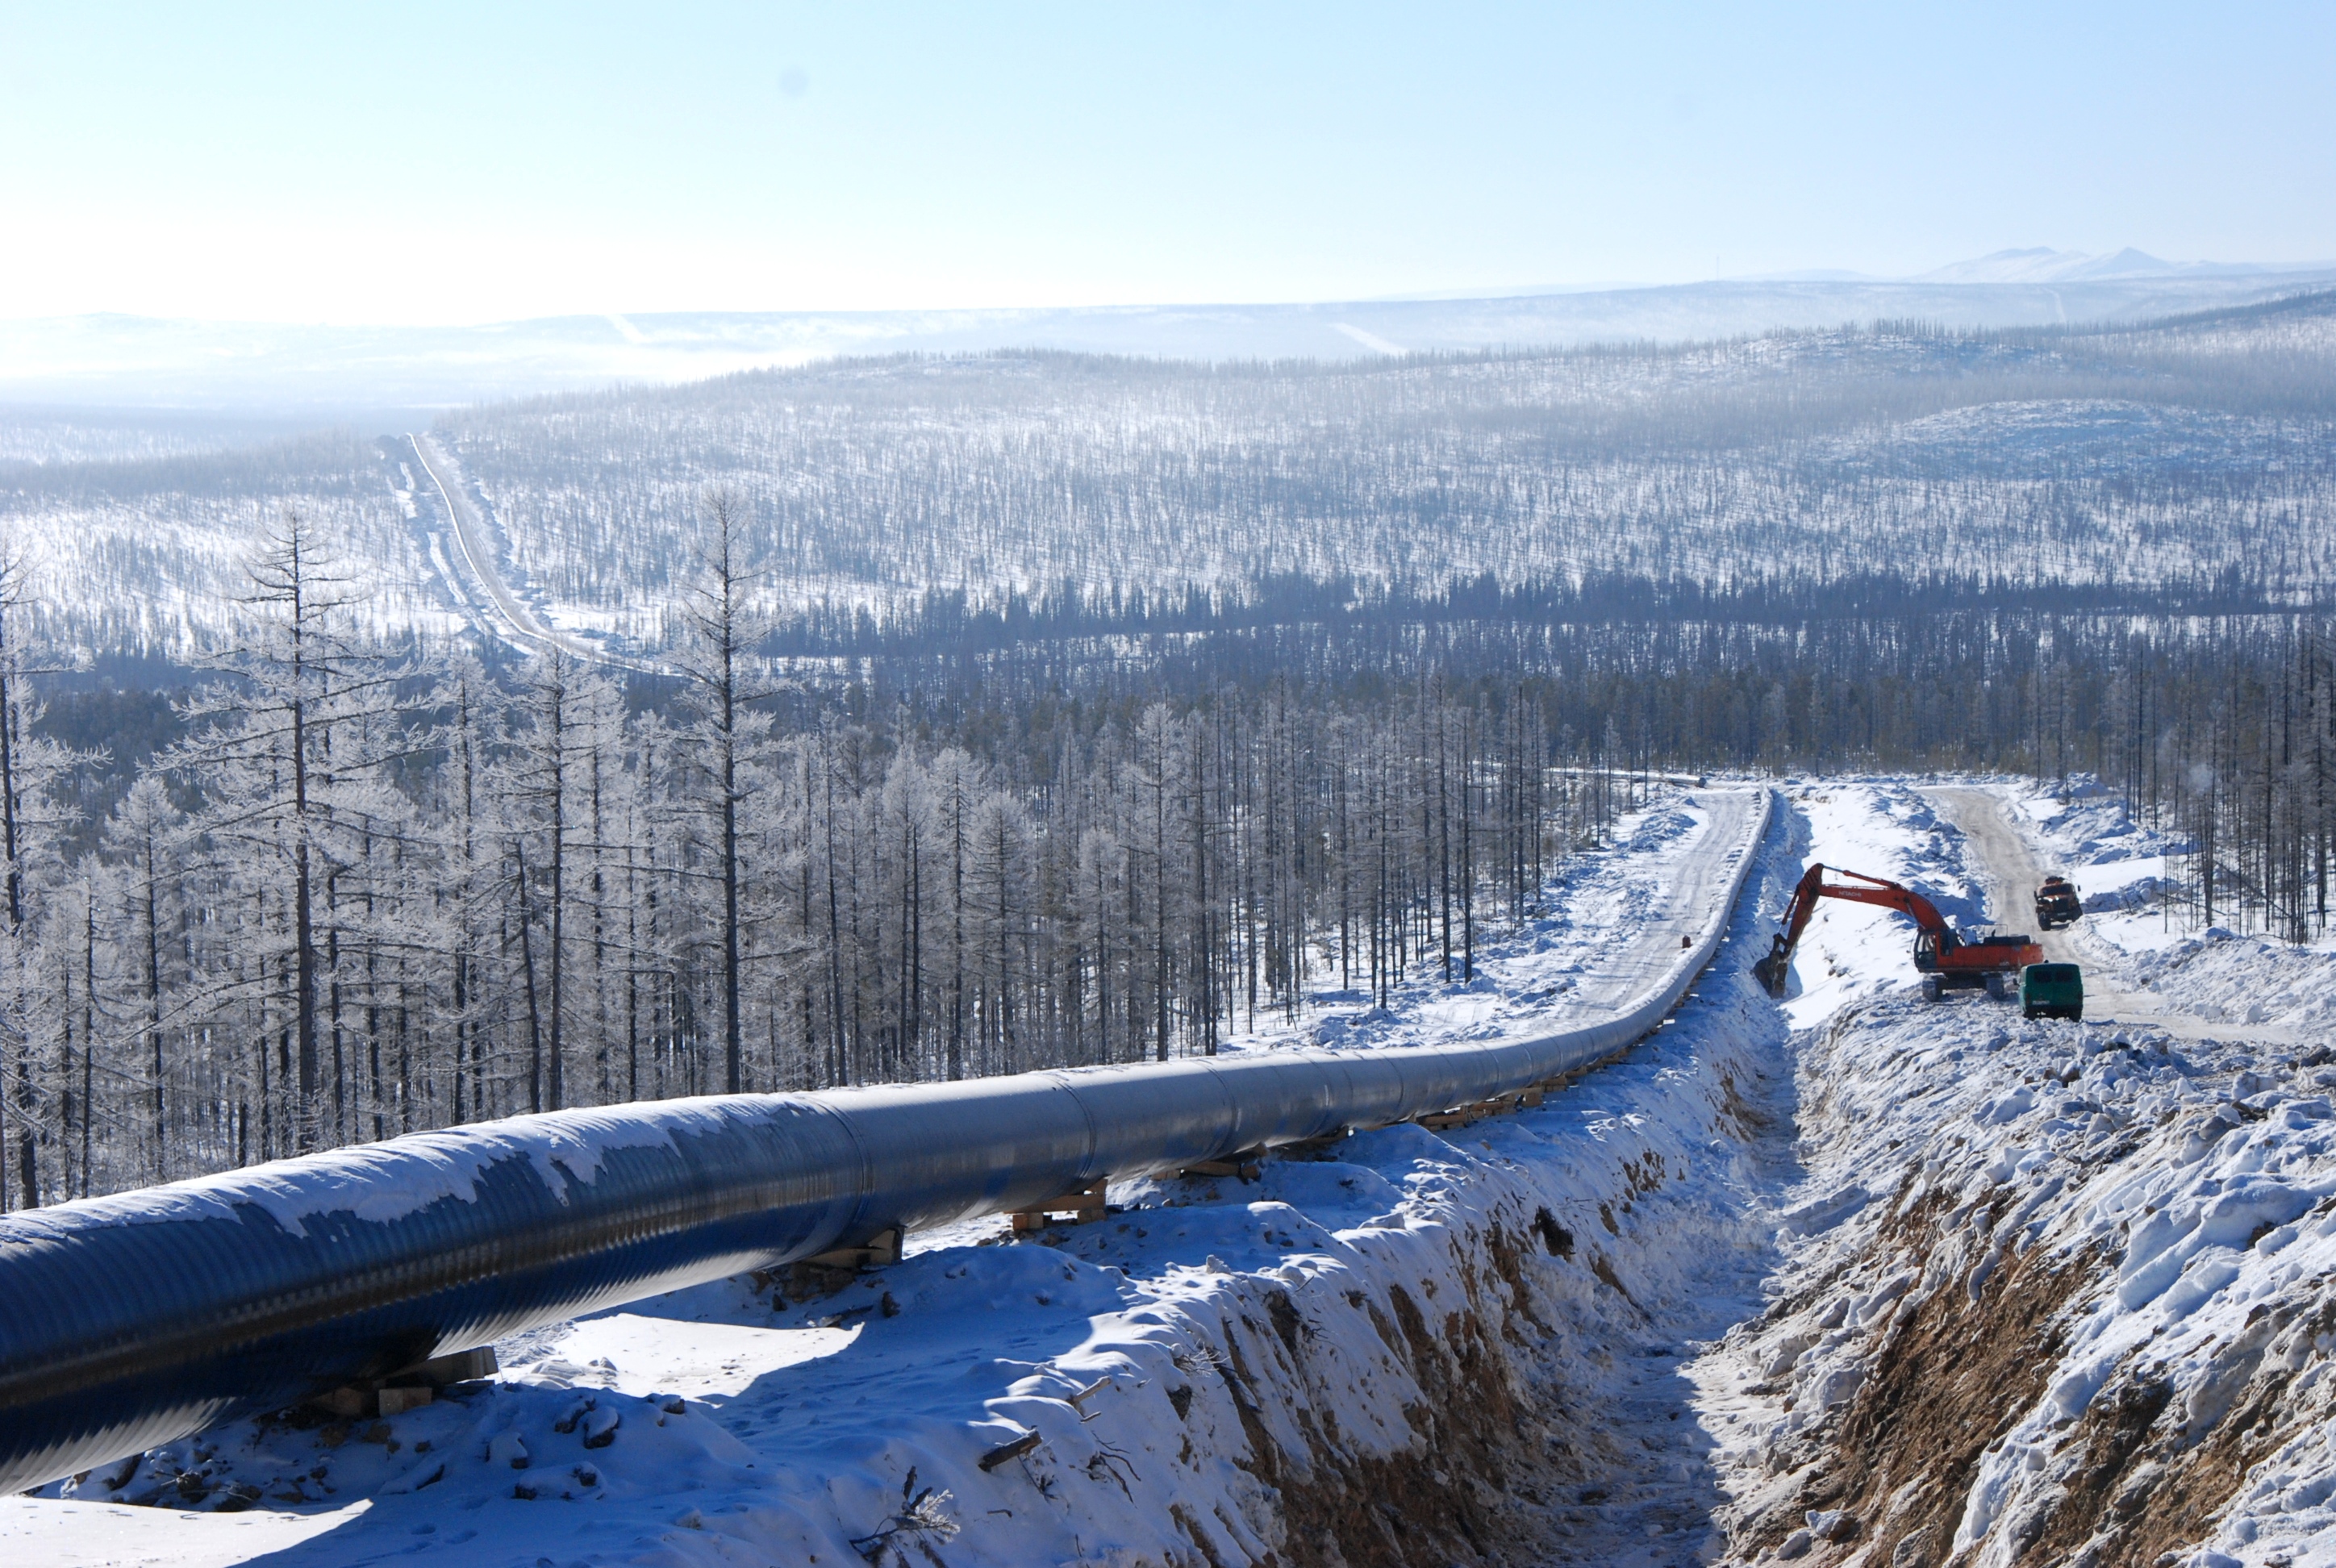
[672,490,776,1095]
[164,508,410,1154]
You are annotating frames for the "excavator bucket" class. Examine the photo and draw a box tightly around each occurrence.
[1752,936,1792,997]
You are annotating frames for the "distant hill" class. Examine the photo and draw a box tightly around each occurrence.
[6,289,2333,663]
[4,254,2334,418]
[1911,247,2330,285]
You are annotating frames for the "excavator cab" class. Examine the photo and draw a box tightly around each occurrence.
[1910,927,1960,972]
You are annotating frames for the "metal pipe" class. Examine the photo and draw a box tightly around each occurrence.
[0,790,1769,1492]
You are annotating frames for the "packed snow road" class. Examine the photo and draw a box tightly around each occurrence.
[1928,786,2293,1045]
[410,433,649,671]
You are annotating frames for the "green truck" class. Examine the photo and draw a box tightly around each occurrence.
[2019,962,2084,1021]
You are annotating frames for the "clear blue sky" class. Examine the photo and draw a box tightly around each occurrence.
[3,2,2331,323]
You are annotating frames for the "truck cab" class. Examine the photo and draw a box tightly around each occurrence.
[2019,962,2084,1020]
[2034,876,2083,930]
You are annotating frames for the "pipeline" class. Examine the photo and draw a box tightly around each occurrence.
[0,788,1770,1493]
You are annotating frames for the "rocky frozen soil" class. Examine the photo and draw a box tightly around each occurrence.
[9,778,2336,1568]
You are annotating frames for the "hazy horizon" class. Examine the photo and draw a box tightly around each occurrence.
[7,244,2336,332]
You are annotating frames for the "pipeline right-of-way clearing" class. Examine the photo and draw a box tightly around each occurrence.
[0,788,1771,1497]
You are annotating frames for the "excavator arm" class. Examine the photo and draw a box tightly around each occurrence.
[1752,862,1957,996]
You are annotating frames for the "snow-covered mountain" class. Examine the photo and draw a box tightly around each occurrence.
[1913,245,2330,285]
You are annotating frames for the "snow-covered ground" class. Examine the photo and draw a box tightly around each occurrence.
[13,776,2335,1568]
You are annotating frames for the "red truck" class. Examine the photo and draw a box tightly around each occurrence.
[2034,876,2083,930]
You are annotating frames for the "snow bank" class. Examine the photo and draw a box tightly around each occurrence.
[2013,778,2186,927]
[2122,934,2336,1035]
[2015,778,2188,870]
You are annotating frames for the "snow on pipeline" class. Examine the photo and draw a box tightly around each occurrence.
[1703,781,2336,1568]
[0,790,1808,1568]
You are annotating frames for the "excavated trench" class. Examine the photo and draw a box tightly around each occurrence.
[1223,806,2319,1568]
[1725,1177,2112,1566]
[1143,872,1813,1568]
[1687,985,2336,1568]
[1188,1056,1798,1568]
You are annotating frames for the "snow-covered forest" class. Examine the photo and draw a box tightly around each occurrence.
[432,294,2336,646]
[5,291,2335,660]
[0,505,1608,1210]
[0,291,2332,1210]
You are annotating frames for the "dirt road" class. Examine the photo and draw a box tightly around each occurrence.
[1926,786,2291,1044]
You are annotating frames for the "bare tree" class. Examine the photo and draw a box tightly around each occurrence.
[672,490,775,1095]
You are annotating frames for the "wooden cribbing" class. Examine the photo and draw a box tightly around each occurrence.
[1010,1178,1108,1232]
[1416,1086,1546,1131]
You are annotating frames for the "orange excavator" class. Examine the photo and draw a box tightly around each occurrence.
[1752,864,2043,1001]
